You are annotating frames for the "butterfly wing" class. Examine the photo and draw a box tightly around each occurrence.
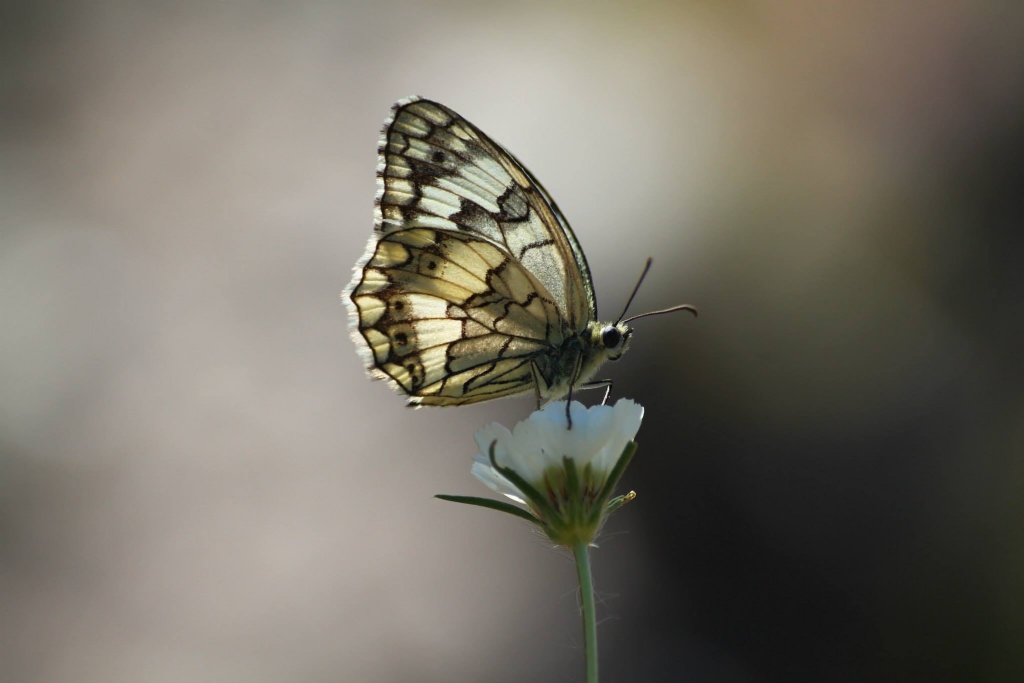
[376,97,596,327]
[348,227,565,405]
[345,96,596,405]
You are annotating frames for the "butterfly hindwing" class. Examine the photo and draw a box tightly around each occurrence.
[348,227,566,405]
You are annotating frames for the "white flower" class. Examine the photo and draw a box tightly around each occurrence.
[462,399,643,546]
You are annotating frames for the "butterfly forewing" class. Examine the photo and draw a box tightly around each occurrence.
[382,99,595,324]
[346,96,598,406]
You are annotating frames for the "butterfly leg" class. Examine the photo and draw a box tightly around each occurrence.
[578,379,613,406]
[563,353,587,429]
[565,382,574,428]
[530,362,544,411]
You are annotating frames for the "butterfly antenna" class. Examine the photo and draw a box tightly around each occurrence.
[615,257,654,324]
[622,304,698,324]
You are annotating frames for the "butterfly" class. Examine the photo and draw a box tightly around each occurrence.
[344,97,695,420]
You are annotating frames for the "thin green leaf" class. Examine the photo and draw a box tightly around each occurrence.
[434,495,542,525]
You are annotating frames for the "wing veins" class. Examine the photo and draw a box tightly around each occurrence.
[388,144,502,206]
[393,130,515,204]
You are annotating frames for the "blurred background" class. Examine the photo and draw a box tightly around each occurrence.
[2,1,1023,681]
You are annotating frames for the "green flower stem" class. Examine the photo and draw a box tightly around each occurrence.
[572,541,599,683]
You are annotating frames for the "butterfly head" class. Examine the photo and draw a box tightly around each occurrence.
[599,322,632,362]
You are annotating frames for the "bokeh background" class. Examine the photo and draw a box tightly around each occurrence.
[3,2,1023,681]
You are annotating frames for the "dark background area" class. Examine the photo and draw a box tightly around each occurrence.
[2,2,1023,681]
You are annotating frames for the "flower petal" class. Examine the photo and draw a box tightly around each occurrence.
[591,399,644,472]
[472,400,644,491]
[471,454,526,504]
[474,422,513,468]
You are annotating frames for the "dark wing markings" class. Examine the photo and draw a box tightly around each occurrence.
[517,238,556,260]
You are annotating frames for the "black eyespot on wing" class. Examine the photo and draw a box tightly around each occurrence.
[403,356,426,391]
[414,250,442,276]
[388,323,417,357]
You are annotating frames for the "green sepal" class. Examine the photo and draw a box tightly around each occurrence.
[563,455,581,498]
[562,456,585,531]
[594,441,638,509]
[434,494,542,526]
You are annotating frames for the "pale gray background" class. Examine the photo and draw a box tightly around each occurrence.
[3,2,1023,681]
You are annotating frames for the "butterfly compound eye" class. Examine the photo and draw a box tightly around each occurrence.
[602,326,622,349]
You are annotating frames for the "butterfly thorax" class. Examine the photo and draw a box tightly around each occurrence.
[534,320,632,402]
